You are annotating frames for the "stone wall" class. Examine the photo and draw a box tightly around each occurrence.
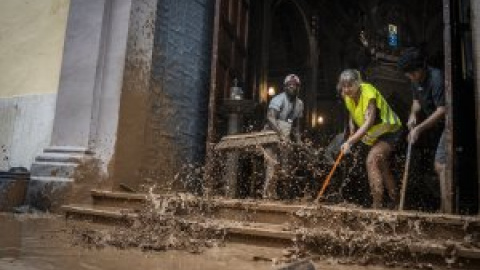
[0,94,56,170]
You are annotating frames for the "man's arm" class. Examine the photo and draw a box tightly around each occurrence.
[408,105,445,144]
[267,108,287,140]
[416,106,446,132]
[408,99,422,130]
[415,69,446,131]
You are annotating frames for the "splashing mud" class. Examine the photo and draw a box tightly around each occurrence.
[67,134,480,269]
[72,194,226,254]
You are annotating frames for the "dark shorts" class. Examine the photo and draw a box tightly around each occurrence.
[376,128,402,148]
[435,129,446,164]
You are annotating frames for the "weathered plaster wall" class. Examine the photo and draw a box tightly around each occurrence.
[26,0,134,211]
[0,94,56,170]
[0,0,69,170]
[0,0,69,98]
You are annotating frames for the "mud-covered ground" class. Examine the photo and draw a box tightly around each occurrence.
[2,136,476,269]
[1,211,479,270]
[2,212,461,270]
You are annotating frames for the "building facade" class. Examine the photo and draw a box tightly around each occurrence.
[0,0,478,213]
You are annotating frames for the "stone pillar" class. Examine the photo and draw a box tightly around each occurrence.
[113,0,213,191]
[27,0,133,210]
[471,0,480,214]
[111,0,159,190]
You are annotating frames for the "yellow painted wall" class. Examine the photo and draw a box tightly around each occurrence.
[0,0,70,98]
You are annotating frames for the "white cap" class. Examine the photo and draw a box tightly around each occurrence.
[284,74,301,85]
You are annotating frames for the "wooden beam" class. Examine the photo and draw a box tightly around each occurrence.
[258,0,273,103]
[207,0,221,145]
[471,0,480,215]
[204,0,222,194]
[443,0,456,214]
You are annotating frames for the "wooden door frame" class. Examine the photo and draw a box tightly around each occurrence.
[443,0,456,213]
[259,0,318,128]
[206,0,460,212]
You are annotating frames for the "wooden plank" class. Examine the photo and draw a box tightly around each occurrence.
[91,189,148,201]
[204,0,223,190]
[64,200,480,233]
[227,227,294,240]
[215,131,279,150]
[62,204,136,219]
[219,131,276,140]
[87,191,480,226]
[63,203,480,259]
[217,199,480,225]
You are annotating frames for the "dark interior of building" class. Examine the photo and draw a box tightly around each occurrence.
[209,0,478,213]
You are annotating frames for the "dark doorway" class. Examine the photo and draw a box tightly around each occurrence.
[207,0,478,213]
[267,1,310,106]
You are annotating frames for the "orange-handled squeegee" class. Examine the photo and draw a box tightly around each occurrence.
[315,150,345,202]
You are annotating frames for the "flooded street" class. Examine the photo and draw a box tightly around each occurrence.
[0,213,441,270]
[1,212,271,270]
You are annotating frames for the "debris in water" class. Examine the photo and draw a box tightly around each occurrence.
[71,194,226,254]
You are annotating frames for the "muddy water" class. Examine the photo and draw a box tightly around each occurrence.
[0,213,423,270]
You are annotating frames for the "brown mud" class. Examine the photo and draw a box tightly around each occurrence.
[4,136,477,269]
[0,213,426,270]
[65,191,480,269]
[65,136,480,269]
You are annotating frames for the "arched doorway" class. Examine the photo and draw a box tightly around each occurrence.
[265,0,317,130]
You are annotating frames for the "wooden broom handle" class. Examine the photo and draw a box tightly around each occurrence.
[399,142,412,211]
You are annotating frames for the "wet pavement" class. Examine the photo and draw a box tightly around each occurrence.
[0,213,471,270]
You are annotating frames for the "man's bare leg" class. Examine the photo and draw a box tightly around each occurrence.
[263,147,279,199]
[435,162,452,213]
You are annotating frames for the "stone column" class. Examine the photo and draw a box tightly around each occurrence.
[471,0,480,214]
[110,0,159,190]
[113,0,212,191]
[27,0,133,210]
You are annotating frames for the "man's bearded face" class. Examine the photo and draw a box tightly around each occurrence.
[285,81,300,96]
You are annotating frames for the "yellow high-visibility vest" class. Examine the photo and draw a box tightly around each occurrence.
[344,83,402,145]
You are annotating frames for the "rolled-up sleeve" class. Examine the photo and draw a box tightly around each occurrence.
[268,95,283,111]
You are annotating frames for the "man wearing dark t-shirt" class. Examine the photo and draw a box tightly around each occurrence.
[398,47,451,213]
